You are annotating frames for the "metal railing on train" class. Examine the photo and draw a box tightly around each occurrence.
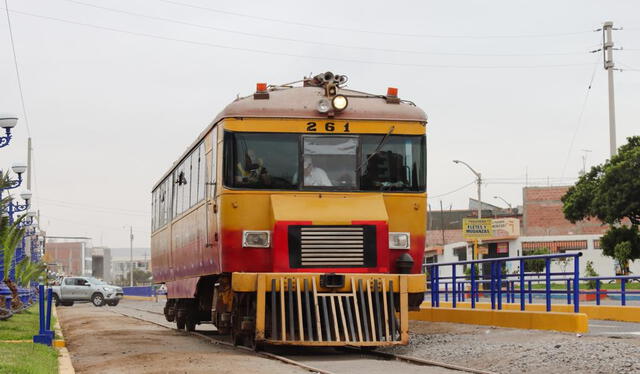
[424,253,640,313]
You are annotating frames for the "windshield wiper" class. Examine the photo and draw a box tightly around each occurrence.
[356,125,395,172]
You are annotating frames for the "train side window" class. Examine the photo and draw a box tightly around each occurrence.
[197,143,205,202]
[182,157,191,212]
[190,150,198,207]
[151,189,156,231]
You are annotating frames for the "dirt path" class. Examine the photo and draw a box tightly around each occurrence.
[57,303,307,374]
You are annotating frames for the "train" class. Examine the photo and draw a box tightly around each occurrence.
[151,72,427,348]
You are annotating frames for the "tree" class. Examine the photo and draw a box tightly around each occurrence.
[562,136,640,271]
[562,136,640,226]
[584,260,599,289]
[1,212,26,309]
[524,248,550,274]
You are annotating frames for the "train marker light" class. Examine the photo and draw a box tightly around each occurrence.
[317,98,331,113]
[389,232,410,249]
[242,230,271,248]
[254,83,269,100]
[331,95,348,111]
[386,87,400,104]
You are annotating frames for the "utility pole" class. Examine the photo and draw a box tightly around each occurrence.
[129,226,134,287]
[598,21,620,157]
[27,137,32,189]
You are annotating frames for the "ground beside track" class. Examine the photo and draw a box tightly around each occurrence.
[381,320,640,374]
[57,300,465,374]
[56,303,308,374]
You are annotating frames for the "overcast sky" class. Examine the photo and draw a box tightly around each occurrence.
[1,0,639,248]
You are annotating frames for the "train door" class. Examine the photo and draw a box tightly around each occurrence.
[205,126,221,273]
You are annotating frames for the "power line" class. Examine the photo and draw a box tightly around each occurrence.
[561,54,600,178]
[158,0,594,40]
[3,0,31,137]
[430,180,475,198]
[3,7,596,70]
[62,0,592,58]
[38,197,149,215]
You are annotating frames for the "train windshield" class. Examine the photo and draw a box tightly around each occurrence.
[224,132,425,192]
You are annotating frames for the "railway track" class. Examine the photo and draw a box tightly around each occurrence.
[114,302,494,374]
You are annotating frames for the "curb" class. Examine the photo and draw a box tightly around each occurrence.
[411,304,589,333]
[422,301,640,323]
[52,305,75,374]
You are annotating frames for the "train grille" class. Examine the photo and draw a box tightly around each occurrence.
[288,225,377,268]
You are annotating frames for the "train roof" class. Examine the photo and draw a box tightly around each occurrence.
[213,85,427,123]
[153,74,428,190]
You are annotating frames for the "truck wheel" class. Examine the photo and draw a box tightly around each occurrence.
[91,293,105,307]
[52,294,60,307]
[107,300,119,307]
[176,315,186,330]
[185,317,197,332]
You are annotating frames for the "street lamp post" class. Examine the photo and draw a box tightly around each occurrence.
[453,160,482,218]
[493,195,512,210]
[6,190,31,223]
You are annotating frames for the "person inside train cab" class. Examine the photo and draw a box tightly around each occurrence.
[303,156,332,186]
[236,149,271,185]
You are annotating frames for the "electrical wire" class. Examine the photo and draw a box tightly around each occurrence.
[429,180,475,198]
[560,53,600,178]
[2,7,596,70]
[38,197,149,215]
[158,0,594,40]
[3,0,31,137]
[62,0,592,58]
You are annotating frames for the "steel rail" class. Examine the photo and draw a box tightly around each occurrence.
[114,303,494,374]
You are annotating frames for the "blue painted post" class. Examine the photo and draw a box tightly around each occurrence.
[545,258,551,312]
[490,262,496,310]
[519,260,525,311]
[566,279,571,305]
[429,266,434,306]
[621,279,626,306]
[4,296,10,310]
[471,263,476,309]
[444,282,448,302]
[38,285,45,334]
[434,266,440,307]
[528,280,533,304]
[45,288,53,338]
[452,264,457,309]
[573,255,580,313]
[497,261,503,310]
[596,279,601,306]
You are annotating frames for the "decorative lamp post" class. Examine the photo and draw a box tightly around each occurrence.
[0,113,18,148]
[1,162,27,193]
[6,190,31,223]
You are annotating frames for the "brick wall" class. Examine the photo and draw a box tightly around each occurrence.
[426,229,465,247]
[523,186,607,236]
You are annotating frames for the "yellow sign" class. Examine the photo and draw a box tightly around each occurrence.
[462,218,493,239]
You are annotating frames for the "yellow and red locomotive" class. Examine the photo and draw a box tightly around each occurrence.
[151,72,427,347]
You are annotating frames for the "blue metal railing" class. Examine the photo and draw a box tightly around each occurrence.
[425,253,582,313]
[425,253,640,313]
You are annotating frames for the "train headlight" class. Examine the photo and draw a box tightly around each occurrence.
[331,95,348,111]
[389,232,410,249]
[317,98,331,113]
[242,230,271,248]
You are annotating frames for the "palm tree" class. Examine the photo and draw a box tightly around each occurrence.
[1,213,26,309]
[0,171,28,310]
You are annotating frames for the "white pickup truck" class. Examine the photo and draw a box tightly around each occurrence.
[52,277,124,307]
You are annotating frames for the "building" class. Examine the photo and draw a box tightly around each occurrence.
[111,257,151,285]
[44,239,92,277]
[91,247,113,282]
[522,186,607,236]
[424,186,636,278]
